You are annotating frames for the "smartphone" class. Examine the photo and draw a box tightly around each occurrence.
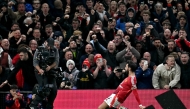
[98,58,103,63]
[83,65,87,69]
[108,18,113,22]
[73,36,79,40]
[141,2,144,5]
[116,69,123,72]
[144,60,148,66]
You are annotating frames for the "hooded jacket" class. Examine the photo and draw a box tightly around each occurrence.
[116,7,137,32]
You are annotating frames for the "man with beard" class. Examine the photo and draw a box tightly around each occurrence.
[0,48,37,91]
[164,39,181,57]
[31,38,59,109]
[178,52,190,89]
[149,38,165,66]
[116,41,140,69]
[44,24,54,40]
[94,37,118,69]
[159,29,172,45]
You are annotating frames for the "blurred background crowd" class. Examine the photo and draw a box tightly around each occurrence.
[0,0,190,93]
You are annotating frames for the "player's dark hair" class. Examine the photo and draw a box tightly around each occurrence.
[127,60,137,72]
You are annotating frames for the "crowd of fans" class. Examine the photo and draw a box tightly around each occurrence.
[0,0,190,94]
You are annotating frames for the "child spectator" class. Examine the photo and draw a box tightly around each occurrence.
[5,85,26,109]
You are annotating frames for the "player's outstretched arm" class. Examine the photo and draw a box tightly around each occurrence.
[132,88,146,109]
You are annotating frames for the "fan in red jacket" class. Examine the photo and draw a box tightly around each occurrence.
[12,54,24,89]
[175,29,190,52]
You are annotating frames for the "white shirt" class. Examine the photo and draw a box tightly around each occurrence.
[0,47,14,70]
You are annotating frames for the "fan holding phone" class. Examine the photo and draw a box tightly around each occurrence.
[77,59,94,89]
[135,58,154,89]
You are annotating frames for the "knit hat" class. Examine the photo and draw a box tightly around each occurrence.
[82,58,90,68]
[94,54,103,62]
[66,59,75,68]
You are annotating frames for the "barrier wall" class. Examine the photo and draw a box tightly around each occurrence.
[54,89,190,109]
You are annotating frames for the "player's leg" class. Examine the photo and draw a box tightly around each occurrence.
[98,101,109,109]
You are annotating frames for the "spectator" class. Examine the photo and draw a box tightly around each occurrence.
[116,40,140,69]
[113,34,126,52]
[9,29,26,58]
[164,39,181,57]
[0,40,14,70]
[0,65,10,91]
[39,3,54,30]
[136,10,160,36]
[175,29,190,52]
[108,1,118,17]
[62,59,79,89]
[5,85,26,109]
[29,40,38,55]
[152,55,181,89]
[107,66,125,89]
[143,52,156,71]
[94,39,118,70]
[0,48,37,91]
[30,28,44,46]
[178,52,190,89]
[149,38,165,65]
[91,54,111,89]
[59,50,74,70]
[79,44,95,69]
[0,2,12,38]
[135,58,154,89]
[77,58,94,89]
[7,2,26,22]
[32,0,41,15]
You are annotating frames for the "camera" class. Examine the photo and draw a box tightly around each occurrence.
[141,2,144,5]
[116,69,123,72]
[83,65,87,69]
[108,18,113,22]
[72,36,79,40]
[34,84,53,98]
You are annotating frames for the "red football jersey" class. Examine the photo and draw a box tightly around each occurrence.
[113,76,141,104]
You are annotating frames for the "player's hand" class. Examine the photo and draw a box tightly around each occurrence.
[139,105,146,109]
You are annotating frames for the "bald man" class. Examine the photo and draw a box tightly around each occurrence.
[143,52,157,70]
